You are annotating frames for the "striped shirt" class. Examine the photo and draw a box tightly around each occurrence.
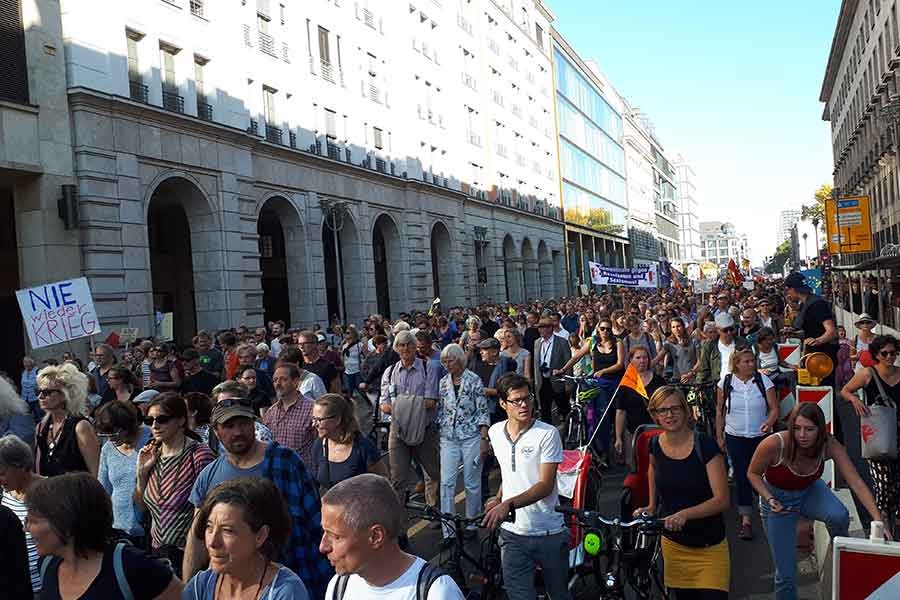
[1,492,40,593]
[143,439,214,549]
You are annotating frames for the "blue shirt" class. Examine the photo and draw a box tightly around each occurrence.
[20,368,38,404]
[184,565,309,600]
[190,443,332,600]
[98,427,152,536]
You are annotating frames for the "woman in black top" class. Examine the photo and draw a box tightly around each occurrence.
[614,347,665,462]
[309,394,387,493]
[0,504,31,599]
[34,364,100,477]
[636,386,731,599]
[98,367,139,410]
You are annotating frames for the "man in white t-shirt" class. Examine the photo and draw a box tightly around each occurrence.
[320,474,464,600]
[481,373,568,600]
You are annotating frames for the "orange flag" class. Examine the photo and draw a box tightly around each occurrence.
[618,362,648,399]
[727,258,745,287]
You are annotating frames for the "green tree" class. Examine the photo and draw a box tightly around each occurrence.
[765,239,792,274]
[801,183,831,236]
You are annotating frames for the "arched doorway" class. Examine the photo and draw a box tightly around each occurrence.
[538,241,552,300]
[502,234,522,304]
[0,187,24,378]
[323,212,361,325]
[430,222,452,301]
[521,238,538,301]
[147,176,220,345]
[259,196,306,328]
[373,214,403,318]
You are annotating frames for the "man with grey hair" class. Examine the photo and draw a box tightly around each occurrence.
[320,473,464,599]
[380,330,441,507]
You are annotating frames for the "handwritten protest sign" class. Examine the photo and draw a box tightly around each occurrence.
[119,327,139,344]
[588,262,657,288]
[16,277,101,349]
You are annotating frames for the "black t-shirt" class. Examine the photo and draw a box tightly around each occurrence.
[473,360,497,388]
[481,319,500,337]
[523,327,540,355]
[798,296,836,341]
[198,348,224,376]
[0,505,31,599]
[305,357,339,390]
[650,433,726,548]
[38,543,172,600]
[615,373,665,433]
[181,369,220,396]
[309,433,381,491]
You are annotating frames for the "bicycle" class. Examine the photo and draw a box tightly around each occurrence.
[556,374,605,450]
[666,380,717,437]
[556,506,670,600]
[406,499,512,599]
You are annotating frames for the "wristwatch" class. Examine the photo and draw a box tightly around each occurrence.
[481,436,489,441]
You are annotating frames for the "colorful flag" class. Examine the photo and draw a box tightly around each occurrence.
[617,362,648,399]
[727,259,745,287]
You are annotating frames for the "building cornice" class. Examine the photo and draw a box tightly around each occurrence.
[533,0,555,22]
[820,0,859,105]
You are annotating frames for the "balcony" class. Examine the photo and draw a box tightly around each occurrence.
[197,101,213,121]
[375,158,386,173]
[321,60,335,83]
[265,124,283,144]
[363,8,375,29]
[162,89,184,113]
[326,142,341,160]
[467,131,482,146]
[289,132,297,148]
[258,31,276,57]
[129,80,149,103]
[248,119,259,135]
[369,83,382,104]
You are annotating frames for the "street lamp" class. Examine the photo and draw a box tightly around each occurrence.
[802,232,809,269]
[319,197,350,325]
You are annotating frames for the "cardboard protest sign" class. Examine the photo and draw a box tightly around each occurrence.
[16,277,101,349]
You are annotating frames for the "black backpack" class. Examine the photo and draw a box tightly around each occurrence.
[722,372,768,414]
[331,562,448,600]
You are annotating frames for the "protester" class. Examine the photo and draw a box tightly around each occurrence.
[696,313,750,384]
[90,343,117,398]
[264,364,316,461]
[255,343,276,376]
[635,386,730,599]
[0,375,35,445]
[34,363,100,477]
[276,346,328,401]
[656,317,700,382]
[309,393,386,493]
[299,331,341,394]
[482,373,568,600]
[0,502,31,598]
[614,347,665,463]
[181,349,220,396]
[500,327,532,381]
[235,344,275,398]
[184,478,309,599]
[21,356,40,420]
[437,344,490,542]
[239,366,273,416]
[184,390,332,598]
[748,402,888,599]
[533,316,572,425]
[95,400,152,544]
[195,332,225,379]
[320,474,463,598]
[849,313,877,368]
[135,392,215,572]
[340,327,365,395]
[185,392,214,444]
[715,348,778,540]
[0,434,44,595]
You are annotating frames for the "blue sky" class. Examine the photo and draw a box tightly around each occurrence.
[548,0,841,264]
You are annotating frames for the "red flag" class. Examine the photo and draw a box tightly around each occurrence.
[104,331,121,348]
[727,259,745,287]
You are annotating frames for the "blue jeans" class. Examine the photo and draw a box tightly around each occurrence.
[498,529,569,600]
[725,434,765,516]
[440,435,483,539]
[585,376,619,455]
[760,479,849,600]
[342,372,359,394]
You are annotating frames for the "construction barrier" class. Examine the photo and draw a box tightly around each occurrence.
[832,535,900,598]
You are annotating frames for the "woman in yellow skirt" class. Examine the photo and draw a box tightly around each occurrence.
[635,386,731,598]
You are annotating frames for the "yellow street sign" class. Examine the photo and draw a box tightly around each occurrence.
[825,195,873,254]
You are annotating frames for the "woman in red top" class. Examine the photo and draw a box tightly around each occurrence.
[747,402,886,600]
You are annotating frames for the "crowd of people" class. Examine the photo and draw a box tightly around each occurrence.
[0,269,897,599]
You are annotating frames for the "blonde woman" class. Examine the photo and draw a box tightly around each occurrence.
[636,386,730,599]
[33,363,100,477]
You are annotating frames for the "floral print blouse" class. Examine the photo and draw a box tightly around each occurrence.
[438,369,490,440]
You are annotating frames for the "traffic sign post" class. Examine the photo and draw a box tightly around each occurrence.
[826,195,873,255]
[833,536,900,599]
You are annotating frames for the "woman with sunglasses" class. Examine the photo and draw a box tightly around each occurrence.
[310,394,386,495]
[95,400,152,545]
[748,402,886,599]
[34,363,101,477]
[840,334,900,538]
[635,386,731,599]
[135,392,214,574]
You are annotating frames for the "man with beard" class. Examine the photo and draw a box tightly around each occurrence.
[184,383,332,598]
[263,363,316,461]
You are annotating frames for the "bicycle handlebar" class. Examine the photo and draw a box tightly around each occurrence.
[553,375,600,384]
[555,506,666,531]
[406,500,515,526]
[665,380,717,389]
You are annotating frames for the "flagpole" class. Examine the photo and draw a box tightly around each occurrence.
[584,384,622,451]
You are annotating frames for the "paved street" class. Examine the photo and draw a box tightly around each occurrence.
[409,463,819,598]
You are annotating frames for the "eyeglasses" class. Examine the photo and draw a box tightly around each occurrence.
[37,388,60,397]
[311,415,337,425]
[651,405,684,417]
[879,350,898,358]
[502,395,533,407]
[143,415,174,426]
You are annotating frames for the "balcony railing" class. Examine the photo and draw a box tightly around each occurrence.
[321,60,335,83]
[375,158,386,173]
[326,142,341,160]
[162,89,184,113]
[248,119,259,135]
[265,125,283,144]
[369,84,381,104]
[129,80,149,103]
[289,132,297,148]
[190,0,204,18]
[258,31,276,56]
[197,101,213,121]
[467,131,481,146]
[363,8,375,29]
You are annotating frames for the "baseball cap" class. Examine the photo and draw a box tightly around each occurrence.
[714,313,735,329]
[133,389,160,405]
[316,333,327,343]
[211,397,256,425]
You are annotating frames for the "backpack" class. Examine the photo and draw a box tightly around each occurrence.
[331,562,448,600]
[40,542,134,600]
[722,372,768,414]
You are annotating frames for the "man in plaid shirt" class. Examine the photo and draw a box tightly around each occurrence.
[264,363,317,462]
[185,394,333,599]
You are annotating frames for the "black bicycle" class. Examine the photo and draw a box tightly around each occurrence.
[556,374,605,450]
[556,506,669,600]
[666,380,717,436]
[406,500,511,599]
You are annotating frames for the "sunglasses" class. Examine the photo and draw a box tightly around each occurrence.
[879,350,898,358]
[597,326,610,331]
[37,388,61,397]
[143,415,174,426]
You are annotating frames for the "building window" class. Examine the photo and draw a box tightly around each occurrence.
[259,235,274,258]
[325,108,337,139]
[159,43,184,112]
[126,30,141,84]
[194,55,212,120]
[263,87,276,123]
[535,23,543,49]
[373,127,383,149]
[279,2,286,25]
[190,0,204,18]
[318,26,331,63]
